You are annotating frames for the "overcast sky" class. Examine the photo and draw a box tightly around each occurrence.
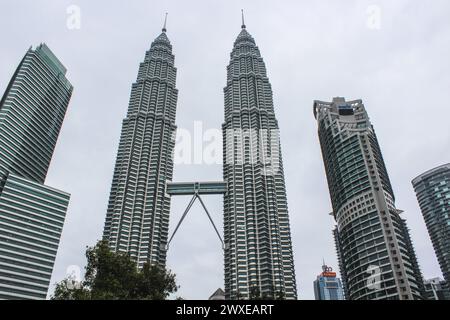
[1,0,449,300]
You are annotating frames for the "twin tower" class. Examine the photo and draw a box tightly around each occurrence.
[102,18,297,300]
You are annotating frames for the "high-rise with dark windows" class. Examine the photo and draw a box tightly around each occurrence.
[314,97,424,300]
[412,164,450,288]
[423,277,450,300]
[0,44,72,299]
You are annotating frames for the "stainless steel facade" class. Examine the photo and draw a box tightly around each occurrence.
[222,24,297,299]
[103,29,178,268]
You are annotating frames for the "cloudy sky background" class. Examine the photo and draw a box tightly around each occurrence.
[1,0,449,299]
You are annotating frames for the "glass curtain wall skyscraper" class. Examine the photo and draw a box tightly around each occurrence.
[313,263,344,300]
[314,97,424,300]
[412,164,450,287]
[103,24,178,268]
[0,44,72,299]
[222,19,297,299]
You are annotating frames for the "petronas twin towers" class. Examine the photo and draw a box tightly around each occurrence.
[223,25,296,299]
[102,16,297,300]
[103,29,177,269]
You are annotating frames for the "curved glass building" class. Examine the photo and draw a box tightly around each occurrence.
[412,164,450,288]
[314,97,424,300]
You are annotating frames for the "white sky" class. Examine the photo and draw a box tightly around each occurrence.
[1,0,449,299]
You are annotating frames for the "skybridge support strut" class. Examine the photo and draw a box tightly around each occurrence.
[165,181,226,251]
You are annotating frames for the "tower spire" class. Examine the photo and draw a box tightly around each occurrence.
[162,12,168,32]
[241,9,246,29]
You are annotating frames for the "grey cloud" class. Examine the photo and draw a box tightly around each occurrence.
[0,0,448,299]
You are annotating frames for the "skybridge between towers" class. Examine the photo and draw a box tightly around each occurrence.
[165,181,227,251]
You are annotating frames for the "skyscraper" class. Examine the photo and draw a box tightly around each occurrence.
[313,263,344,300]
[423,277,450,300]
[314,97,424,300]
[222,16,297,299]
[412,164,450,287]
[0,44,72,299]
[103,21,178,268]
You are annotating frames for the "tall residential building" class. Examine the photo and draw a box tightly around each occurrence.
[314,97,424,300]
[222,18,297,300]
[313,263,344,300]
[0,44,72,299]
[103,24,178,268]
[423,278,450,300]
[412,164,450,287]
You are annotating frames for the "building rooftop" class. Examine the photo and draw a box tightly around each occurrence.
[412,163,450,185]
[208,288,225,300]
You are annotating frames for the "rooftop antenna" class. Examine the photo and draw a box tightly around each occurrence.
[241,9,246,29]
[162,12,168,32]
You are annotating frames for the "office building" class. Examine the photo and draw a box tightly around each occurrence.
[423,277,450,300]
[222,16,297,299]
[313,263,344,300]
[314,97,424,300]
[412,164,450,287]
[103,22,178,268]
[0,44,72,299]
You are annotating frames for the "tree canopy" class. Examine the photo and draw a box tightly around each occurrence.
[52,240,178,300]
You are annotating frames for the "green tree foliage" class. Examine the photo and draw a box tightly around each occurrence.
[51,240,178,300]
